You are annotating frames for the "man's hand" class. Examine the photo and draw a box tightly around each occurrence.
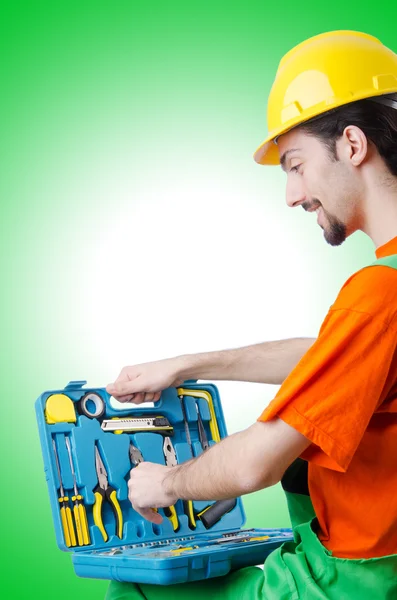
[128,462,179,523]
[106,358,187,404]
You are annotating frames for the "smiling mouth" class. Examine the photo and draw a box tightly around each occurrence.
[302,202,324,228]
[303,201,322,214]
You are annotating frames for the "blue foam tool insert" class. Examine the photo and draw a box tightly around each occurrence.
[36,380,293,584]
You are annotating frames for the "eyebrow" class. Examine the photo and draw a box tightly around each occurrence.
[280,148,302,171]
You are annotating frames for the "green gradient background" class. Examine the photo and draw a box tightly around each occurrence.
[1,2,395,598]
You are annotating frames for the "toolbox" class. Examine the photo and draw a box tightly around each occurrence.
[35,380,293,585]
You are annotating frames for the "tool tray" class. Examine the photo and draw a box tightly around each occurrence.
[36,380,293,585]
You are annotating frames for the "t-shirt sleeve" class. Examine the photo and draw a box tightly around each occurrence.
[258,303,396,472]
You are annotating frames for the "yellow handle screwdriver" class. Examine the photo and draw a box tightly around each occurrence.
[52,439,77,548]
[65,437,91,546]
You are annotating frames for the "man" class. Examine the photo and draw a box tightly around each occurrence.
[105,31,397,599]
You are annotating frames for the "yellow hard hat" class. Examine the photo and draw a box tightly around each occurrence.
[254,30,397,165]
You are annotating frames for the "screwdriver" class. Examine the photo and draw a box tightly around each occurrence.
[52,439,77,548]
[195,400,209,450]
[65,437,91,546]
[179,394,193,455]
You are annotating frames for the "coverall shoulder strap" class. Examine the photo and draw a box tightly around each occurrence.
[369,254,397,269]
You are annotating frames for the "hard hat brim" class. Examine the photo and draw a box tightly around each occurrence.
[253,90,397,166]
[253,137,281,165]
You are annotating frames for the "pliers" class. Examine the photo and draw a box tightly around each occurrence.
[162,436,183,532]
[129,442,144,467]
[129,442,173,526]
[93,444,123,542]
[130,440,181,532]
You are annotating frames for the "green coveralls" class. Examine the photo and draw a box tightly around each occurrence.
[106,256,397,600]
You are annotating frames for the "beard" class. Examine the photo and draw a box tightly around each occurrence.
[321,209,347,246]
[302,199,347,247]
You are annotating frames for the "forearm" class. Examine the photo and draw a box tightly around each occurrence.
[177,338,315,385]
[164,424,273,501]
[127,419,310,520]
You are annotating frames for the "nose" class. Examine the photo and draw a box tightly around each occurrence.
[285,176,307,208]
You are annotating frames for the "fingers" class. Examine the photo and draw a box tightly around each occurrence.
[127,462,177,522]
[132,506,164,525]
[127,469,165,524]
[106,367,141,398]
[106,389,162,404]
[106,360,171,403]
[111,393,135,403]
[106,382,137,398]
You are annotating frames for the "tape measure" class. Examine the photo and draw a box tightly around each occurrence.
[45,394,77,424]
[77,392,105,419]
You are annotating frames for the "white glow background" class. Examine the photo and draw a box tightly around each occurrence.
[7,40,375,531]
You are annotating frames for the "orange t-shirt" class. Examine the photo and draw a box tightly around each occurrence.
[258,236,397,559]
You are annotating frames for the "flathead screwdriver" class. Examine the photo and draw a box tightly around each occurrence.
[52,439,77,548]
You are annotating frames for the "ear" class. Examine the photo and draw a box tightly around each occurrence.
[340,125,368,167]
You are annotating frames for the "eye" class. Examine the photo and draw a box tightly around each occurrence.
[290,164,302,174]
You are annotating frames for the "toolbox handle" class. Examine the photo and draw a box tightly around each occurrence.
[64,380,88,391]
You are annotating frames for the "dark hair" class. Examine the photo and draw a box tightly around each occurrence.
[299,94,397,177]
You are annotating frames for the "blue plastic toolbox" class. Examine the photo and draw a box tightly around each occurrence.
[35,379,293,585]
